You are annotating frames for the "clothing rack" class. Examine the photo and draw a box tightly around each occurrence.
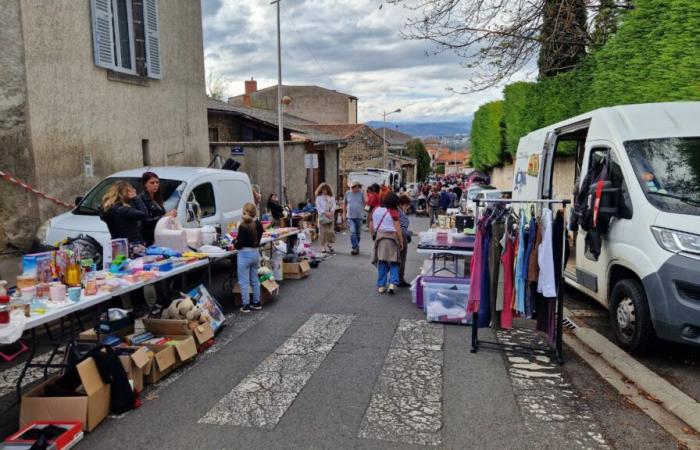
[470,198,571,365]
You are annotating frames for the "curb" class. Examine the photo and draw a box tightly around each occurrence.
[564,308,700,433]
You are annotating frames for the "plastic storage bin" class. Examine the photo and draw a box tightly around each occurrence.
[421,276,471,325]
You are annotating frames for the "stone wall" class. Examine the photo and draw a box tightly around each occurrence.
[339,127,384,175]
[210,141,308,209]
[0,0,40,251]
[13,0,209,243]
[208,112,240,142]
[490,156,577,201]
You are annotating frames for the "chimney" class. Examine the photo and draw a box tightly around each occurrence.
[243,78,257,107]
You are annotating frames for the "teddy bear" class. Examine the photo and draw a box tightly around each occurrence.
[161,293,210,325]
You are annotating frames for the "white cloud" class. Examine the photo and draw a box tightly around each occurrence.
[202,0,533,122]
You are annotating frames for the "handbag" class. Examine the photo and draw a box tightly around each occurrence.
[319,198,334,225]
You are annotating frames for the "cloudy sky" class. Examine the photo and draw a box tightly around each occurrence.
[201,0,529,123]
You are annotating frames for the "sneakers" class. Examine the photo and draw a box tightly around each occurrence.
[251,303,262,310]
[387,284,397,294]
[240,305,251,313]
[378,286,387,294]
[351,248,359,255]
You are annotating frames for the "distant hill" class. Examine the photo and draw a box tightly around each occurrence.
[366,119,472,138]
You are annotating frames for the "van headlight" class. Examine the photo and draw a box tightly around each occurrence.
[651,227,700,256]
[35,220,50,244]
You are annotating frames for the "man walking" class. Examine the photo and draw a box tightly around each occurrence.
[343,180,365,255]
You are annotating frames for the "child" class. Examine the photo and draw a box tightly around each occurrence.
[369,192,404,294]
[235,203,264,312]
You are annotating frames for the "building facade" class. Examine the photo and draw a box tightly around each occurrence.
[229,81,358,125]
[0,0,209,250]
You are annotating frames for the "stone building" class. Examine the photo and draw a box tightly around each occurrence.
[0,0,209,251]
[372,127,412,154]
[229,80,358,125]
[302,124,417,187]
[207,100,346,206]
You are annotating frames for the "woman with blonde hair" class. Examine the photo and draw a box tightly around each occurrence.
[315,182,337,253]
[100,180,148,257]
[234,202,264,312]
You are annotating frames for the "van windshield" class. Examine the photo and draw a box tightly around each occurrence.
[625,138,700,216]
[75,177,186,216]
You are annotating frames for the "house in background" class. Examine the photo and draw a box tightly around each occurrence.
[372,127,412,155]
[301,124,417,189]
[229,79,358,125]
[0,0,209,250]
[434,150,470,175]
[207,100,346,206]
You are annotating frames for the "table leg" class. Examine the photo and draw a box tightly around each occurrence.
[470,312,479,353]
[16,328,37,402]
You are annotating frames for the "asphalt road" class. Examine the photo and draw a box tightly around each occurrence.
[0,216,683,448]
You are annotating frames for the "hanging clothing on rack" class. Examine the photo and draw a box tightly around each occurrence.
[537,209,556,298]
[514,211,527,314]
[478,219,492,328]
[489,219,505,330]
[523,214,537,317]
[467,218,485,313]
[500,218,517,329]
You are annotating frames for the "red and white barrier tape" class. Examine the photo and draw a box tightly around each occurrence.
[0,170,73,208]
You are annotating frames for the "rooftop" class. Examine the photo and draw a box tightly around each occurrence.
[372,128,413,145]
[229,84,358,101]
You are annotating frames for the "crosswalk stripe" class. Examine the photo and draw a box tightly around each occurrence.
[198,313,355,429]
[358,319,444,446]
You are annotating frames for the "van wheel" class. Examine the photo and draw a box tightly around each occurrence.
[609,279,656,354]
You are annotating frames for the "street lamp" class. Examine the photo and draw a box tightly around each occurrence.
[382,108,401,169]
[272,0,285,203]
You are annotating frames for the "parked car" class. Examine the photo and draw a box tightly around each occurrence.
[513,101,700,353]
[473,190,512,218]
[348,168,402,191]
[37,166,254,249]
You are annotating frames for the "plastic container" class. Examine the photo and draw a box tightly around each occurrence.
[421,276,471,325]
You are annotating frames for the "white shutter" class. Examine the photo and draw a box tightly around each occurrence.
[143,0,163,79]
[90,0,115,69]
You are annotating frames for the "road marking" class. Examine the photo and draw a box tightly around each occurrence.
[498,328,610,449]
[358,319,444,446]
[198,313,354,429]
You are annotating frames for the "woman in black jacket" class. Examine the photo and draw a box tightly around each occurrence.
[100,181,148,257]
[139,171,177,246]
[266,193,286,227]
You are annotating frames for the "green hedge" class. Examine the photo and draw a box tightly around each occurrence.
[470,101,505,170]
[470,0,700,168]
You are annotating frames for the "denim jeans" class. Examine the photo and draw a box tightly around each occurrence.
[347,218,362,250]
[377,261,400,287]
[237,248,261,306]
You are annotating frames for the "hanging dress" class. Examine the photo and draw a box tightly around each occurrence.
[514,210,527,314]
[500,220,516,329]
[478,219,492,328]
[467,219,485,313]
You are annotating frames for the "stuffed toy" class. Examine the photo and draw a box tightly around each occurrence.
[160,294,208,324]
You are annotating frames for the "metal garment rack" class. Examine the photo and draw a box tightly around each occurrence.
[470,198,571,365]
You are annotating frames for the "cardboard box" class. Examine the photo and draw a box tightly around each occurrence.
[79,324,135,343]
[142,318,214,346]
[20,357,110,432]
[142,335,197,383]
[232,279,279,306]
[283,260,311,279]
[118,347,151,392]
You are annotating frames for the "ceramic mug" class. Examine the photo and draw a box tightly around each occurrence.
[67,286,81,302]
[20,287,36,302]
[49,283,66,302]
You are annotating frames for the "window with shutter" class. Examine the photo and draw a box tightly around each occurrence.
[143,0,163,79]
[90,0,115,70]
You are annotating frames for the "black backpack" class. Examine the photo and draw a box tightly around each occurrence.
[63,234,104,268]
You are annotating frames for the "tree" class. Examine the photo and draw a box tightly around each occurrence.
[405,138,432,181]
[388,0,632,91]
[206,70,227,101]
[538,0,588,77]
[470,101,506,170]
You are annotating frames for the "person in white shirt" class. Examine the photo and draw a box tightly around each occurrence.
[315,182,337,253]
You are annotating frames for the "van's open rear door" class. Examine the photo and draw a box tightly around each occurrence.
[540,131,558,198]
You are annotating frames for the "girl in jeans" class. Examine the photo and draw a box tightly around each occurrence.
[369,192,404,294]
[235,203,264,312]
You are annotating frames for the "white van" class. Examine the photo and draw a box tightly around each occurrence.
[37,166,254,249]
[348,168,401,190]
[512,102,700,353]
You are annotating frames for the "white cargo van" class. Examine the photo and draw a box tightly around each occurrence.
[348,168,402,190]
[512,102,700,352]
[37,167,254,249]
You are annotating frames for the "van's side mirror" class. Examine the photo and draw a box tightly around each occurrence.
[75,196,83,206]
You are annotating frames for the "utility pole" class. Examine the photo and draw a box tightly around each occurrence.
[382,108,401,170]
[272,0,285,203]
